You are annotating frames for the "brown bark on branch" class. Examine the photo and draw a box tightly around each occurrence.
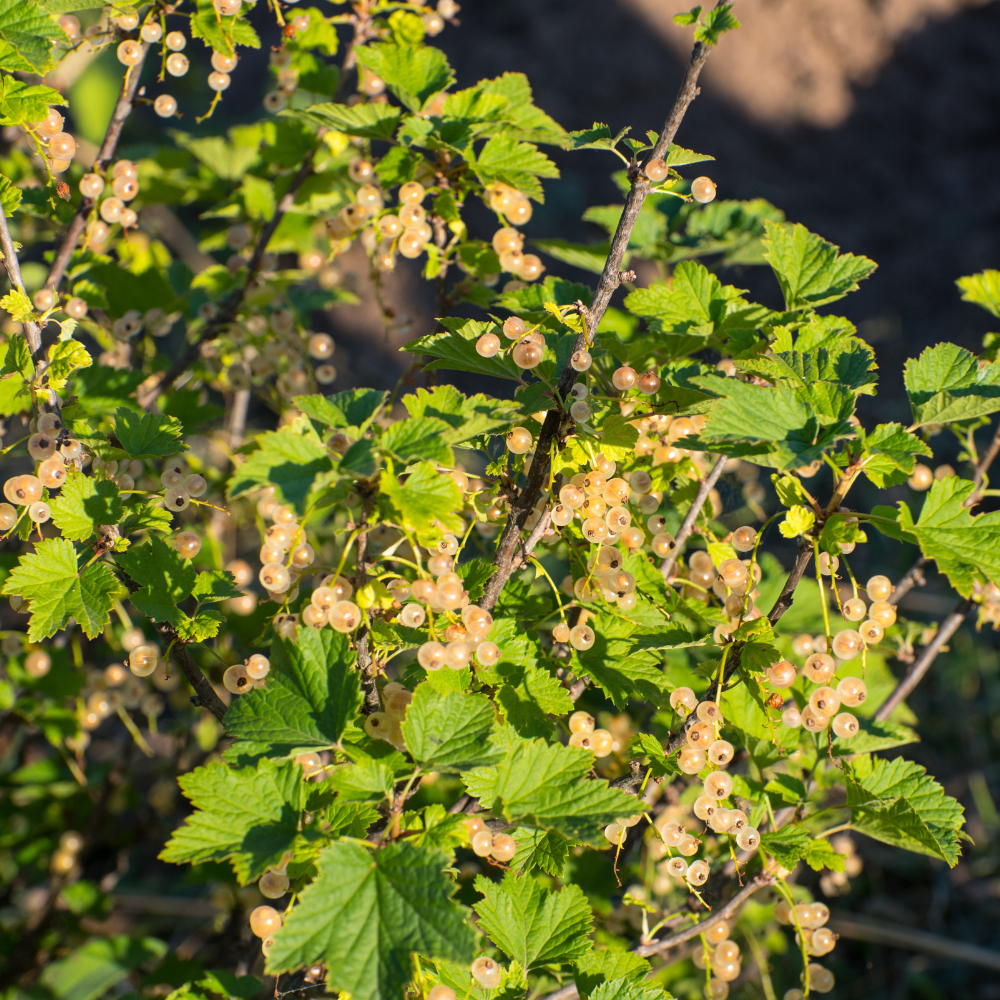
[659,453,728,581]
[480,28,719,611]
[874,598,972,722]
[45,41,152,295]
[0,206,43,357]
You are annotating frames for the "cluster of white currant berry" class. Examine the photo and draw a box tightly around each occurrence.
[633,413,709,468]
[215,301,338,395]
[464,815,517,863]
[775,899,838,996]
[642,155,718,208]
[689,918,747,999]
[363,681,412,751]
[907,461,955,491]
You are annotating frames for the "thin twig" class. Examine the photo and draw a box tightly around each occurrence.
[0,205,42,356]
[828,914,1000,971]
[767,542,814,625]
[659,453,728,580]
[892,555,929,603]
[480,28,719,611]
[45,40,152,294]
[874,598,972,721]
[969,419,1000,503]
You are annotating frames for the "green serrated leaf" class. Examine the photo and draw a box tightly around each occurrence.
[113,407,186,459]
[473,872,592,969]
[401,683,502,771]
[763,220,876,311]
[160,758,305,883]
[224,629,363,757]
[354,42,455,112]
[48,470,122,542]
[265,840,474,1000]
[1,538,121,640]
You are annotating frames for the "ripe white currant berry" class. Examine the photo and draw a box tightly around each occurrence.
[669,687,697,714]
[708,739,734,767]
[25,650,52,678]
[172,531,201,559]
[166,52,190,76]
[246,654,270,680]
[686,859,710,886]
[831,628,862,660]
[810,927,837,955]
[645,157,669,182]
[511,340,542,369]
[703,770,733,800]
[731,525,757,553]
[475,641,500,667]
[686,720,713,748]
[570,350,592,371]
[691,176,717,203]
[803,652,836,682]
[809,686,840,716]
[836,675,867,707]
[38,458,67,489]
[259,869,289,898]
[696,700,722,724]
[471,829,493,857]
[427,986,456,1000]
[801,705,829,733]
[417,641,447,671]
[781,704,802,728]
[832,712,859,739]
[476,332,500,357]
[866,574,893,600]
[806,965,835,994]
[908,463,933,490]
[490,832,516,862]
[637,370,660,394]
[329,600,361,632]
[223,664,251,694]
[506,427,532,454]
[842,596,867,621]
[612,366,637,391]
[249,905,282,938]
[678,746,706,774]
[868,600,896,627]
[470,957,501,989]
[129,645,158,677]
[858,618,883,643]
[766,660,797,689]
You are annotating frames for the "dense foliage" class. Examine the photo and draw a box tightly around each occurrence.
[2,2,999,1000]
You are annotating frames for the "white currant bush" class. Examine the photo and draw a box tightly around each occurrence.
[0,2,995,999]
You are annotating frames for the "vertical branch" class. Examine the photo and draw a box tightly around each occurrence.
[481,30,721,611]
[354,485,380,712]
[659,453,728,580]
[0,206,43,356]
[45,40,152,293]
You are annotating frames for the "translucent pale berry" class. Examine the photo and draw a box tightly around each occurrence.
[669,686,697,713]
[612,366,637,391]
[908,463,933,490]
[781,704,802,728]
[836,675,867,707]
[678,746,706,774]
[246,654,270,680]
[491,832,516,862]
[25,650,51,678]
[259,563,291,593]
[708,739,734,767]
[569,625,595,650]
[470,957,501,989]
[259,869,290,898]
[831,628,862,660]
[866,575,893,600]
[249,905,281,938]
[732,526,757,552]
[512,340,542,369]
[223,664,250,694]
[471,829,493,857]
[809,686,840,716]
[570,350,592,371]
[475,641,500,667]
[330,600,361,632]
[166,52,189,76]
[695,700,722,724]
[859,618,883,643]
[691,176,717,203]
[766,660,796,689]
[868,600,896,627]
[645,157,669,181]
[703,770,733,800]
[502,316,525,340]
[686,720,712,748]
[803,652,836,682]
[842,596,867,621]
[129,644,158,677]
[832,712,859,739]
[686,859,710,885]
[591,728,614,757]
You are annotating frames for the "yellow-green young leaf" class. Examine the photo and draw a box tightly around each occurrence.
[957,269,1000,318]
[596,414,638,462]
[38,936,167,1000]
[846,754,966,866]
[1,537,122,640]
[0,173,21,213]
[160,759,306,883]
[473,872,592,969]
[265,840,475,1000]
[240,174,276,221]
[224,629,363,758]
[759,826,845,872]
[1,334,32,378]
[404,318,521,382]
[48,470,121,542]
[0,289,33,322]
[860,421,932,487]
[46,338,91,391]
[763,220,877,311]
[401,683,502,771]
[779,504,815,539]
